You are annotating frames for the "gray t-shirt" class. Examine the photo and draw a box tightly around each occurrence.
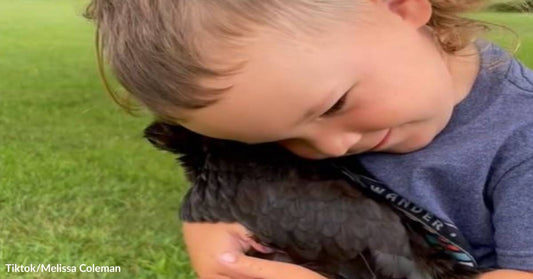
[358,41,533,270]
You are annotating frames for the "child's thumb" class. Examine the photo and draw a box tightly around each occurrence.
[218,252,326,279]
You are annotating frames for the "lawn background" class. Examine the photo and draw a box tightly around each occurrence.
[0,1,531,278]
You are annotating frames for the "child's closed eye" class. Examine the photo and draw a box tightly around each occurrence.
[321,92,348,117]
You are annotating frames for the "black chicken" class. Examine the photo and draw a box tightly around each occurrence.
[144,121,483,279]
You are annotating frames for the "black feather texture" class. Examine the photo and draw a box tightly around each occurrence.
[144,121,484,279]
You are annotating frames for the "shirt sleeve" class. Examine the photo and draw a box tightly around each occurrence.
[491,155,533,271]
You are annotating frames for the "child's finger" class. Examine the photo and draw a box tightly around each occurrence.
[218,252,327,279]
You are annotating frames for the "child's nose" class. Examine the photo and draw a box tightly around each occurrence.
[313,133,362,158]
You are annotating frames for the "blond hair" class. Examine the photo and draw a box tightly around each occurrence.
[85,0,491,121]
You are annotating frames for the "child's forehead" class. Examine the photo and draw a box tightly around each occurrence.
[199,9,373,69]
[185,24,375,137]
[202,20,364,81]
[182,70,339,144]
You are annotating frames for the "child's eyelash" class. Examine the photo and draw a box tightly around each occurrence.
[322,93,348,117]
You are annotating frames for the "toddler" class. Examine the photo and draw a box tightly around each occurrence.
[85,0,533,278]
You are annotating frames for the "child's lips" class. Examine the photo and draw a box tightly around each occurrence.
[370,129,391,151]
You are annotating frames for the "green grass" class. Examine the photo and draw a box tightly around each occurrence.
[0,1,193,278]
[0,1,532,278]
[474,12,533,63]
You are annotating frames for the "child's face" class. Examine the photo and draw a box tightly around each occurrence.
[179,3,461,159]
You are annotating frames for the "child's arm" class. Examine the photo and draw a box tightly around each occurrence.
[217,250,328,279]
[182,222,249,278]
[480,270,533,279]
[182,222,326,279]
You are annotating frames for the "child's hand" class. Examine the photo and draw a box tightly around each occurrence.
[217,251,328,279]
[182,222,327,279]
[182,222,250,278]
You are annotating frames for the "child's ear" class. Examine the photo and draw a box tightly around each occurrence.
[379,0,432,28]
